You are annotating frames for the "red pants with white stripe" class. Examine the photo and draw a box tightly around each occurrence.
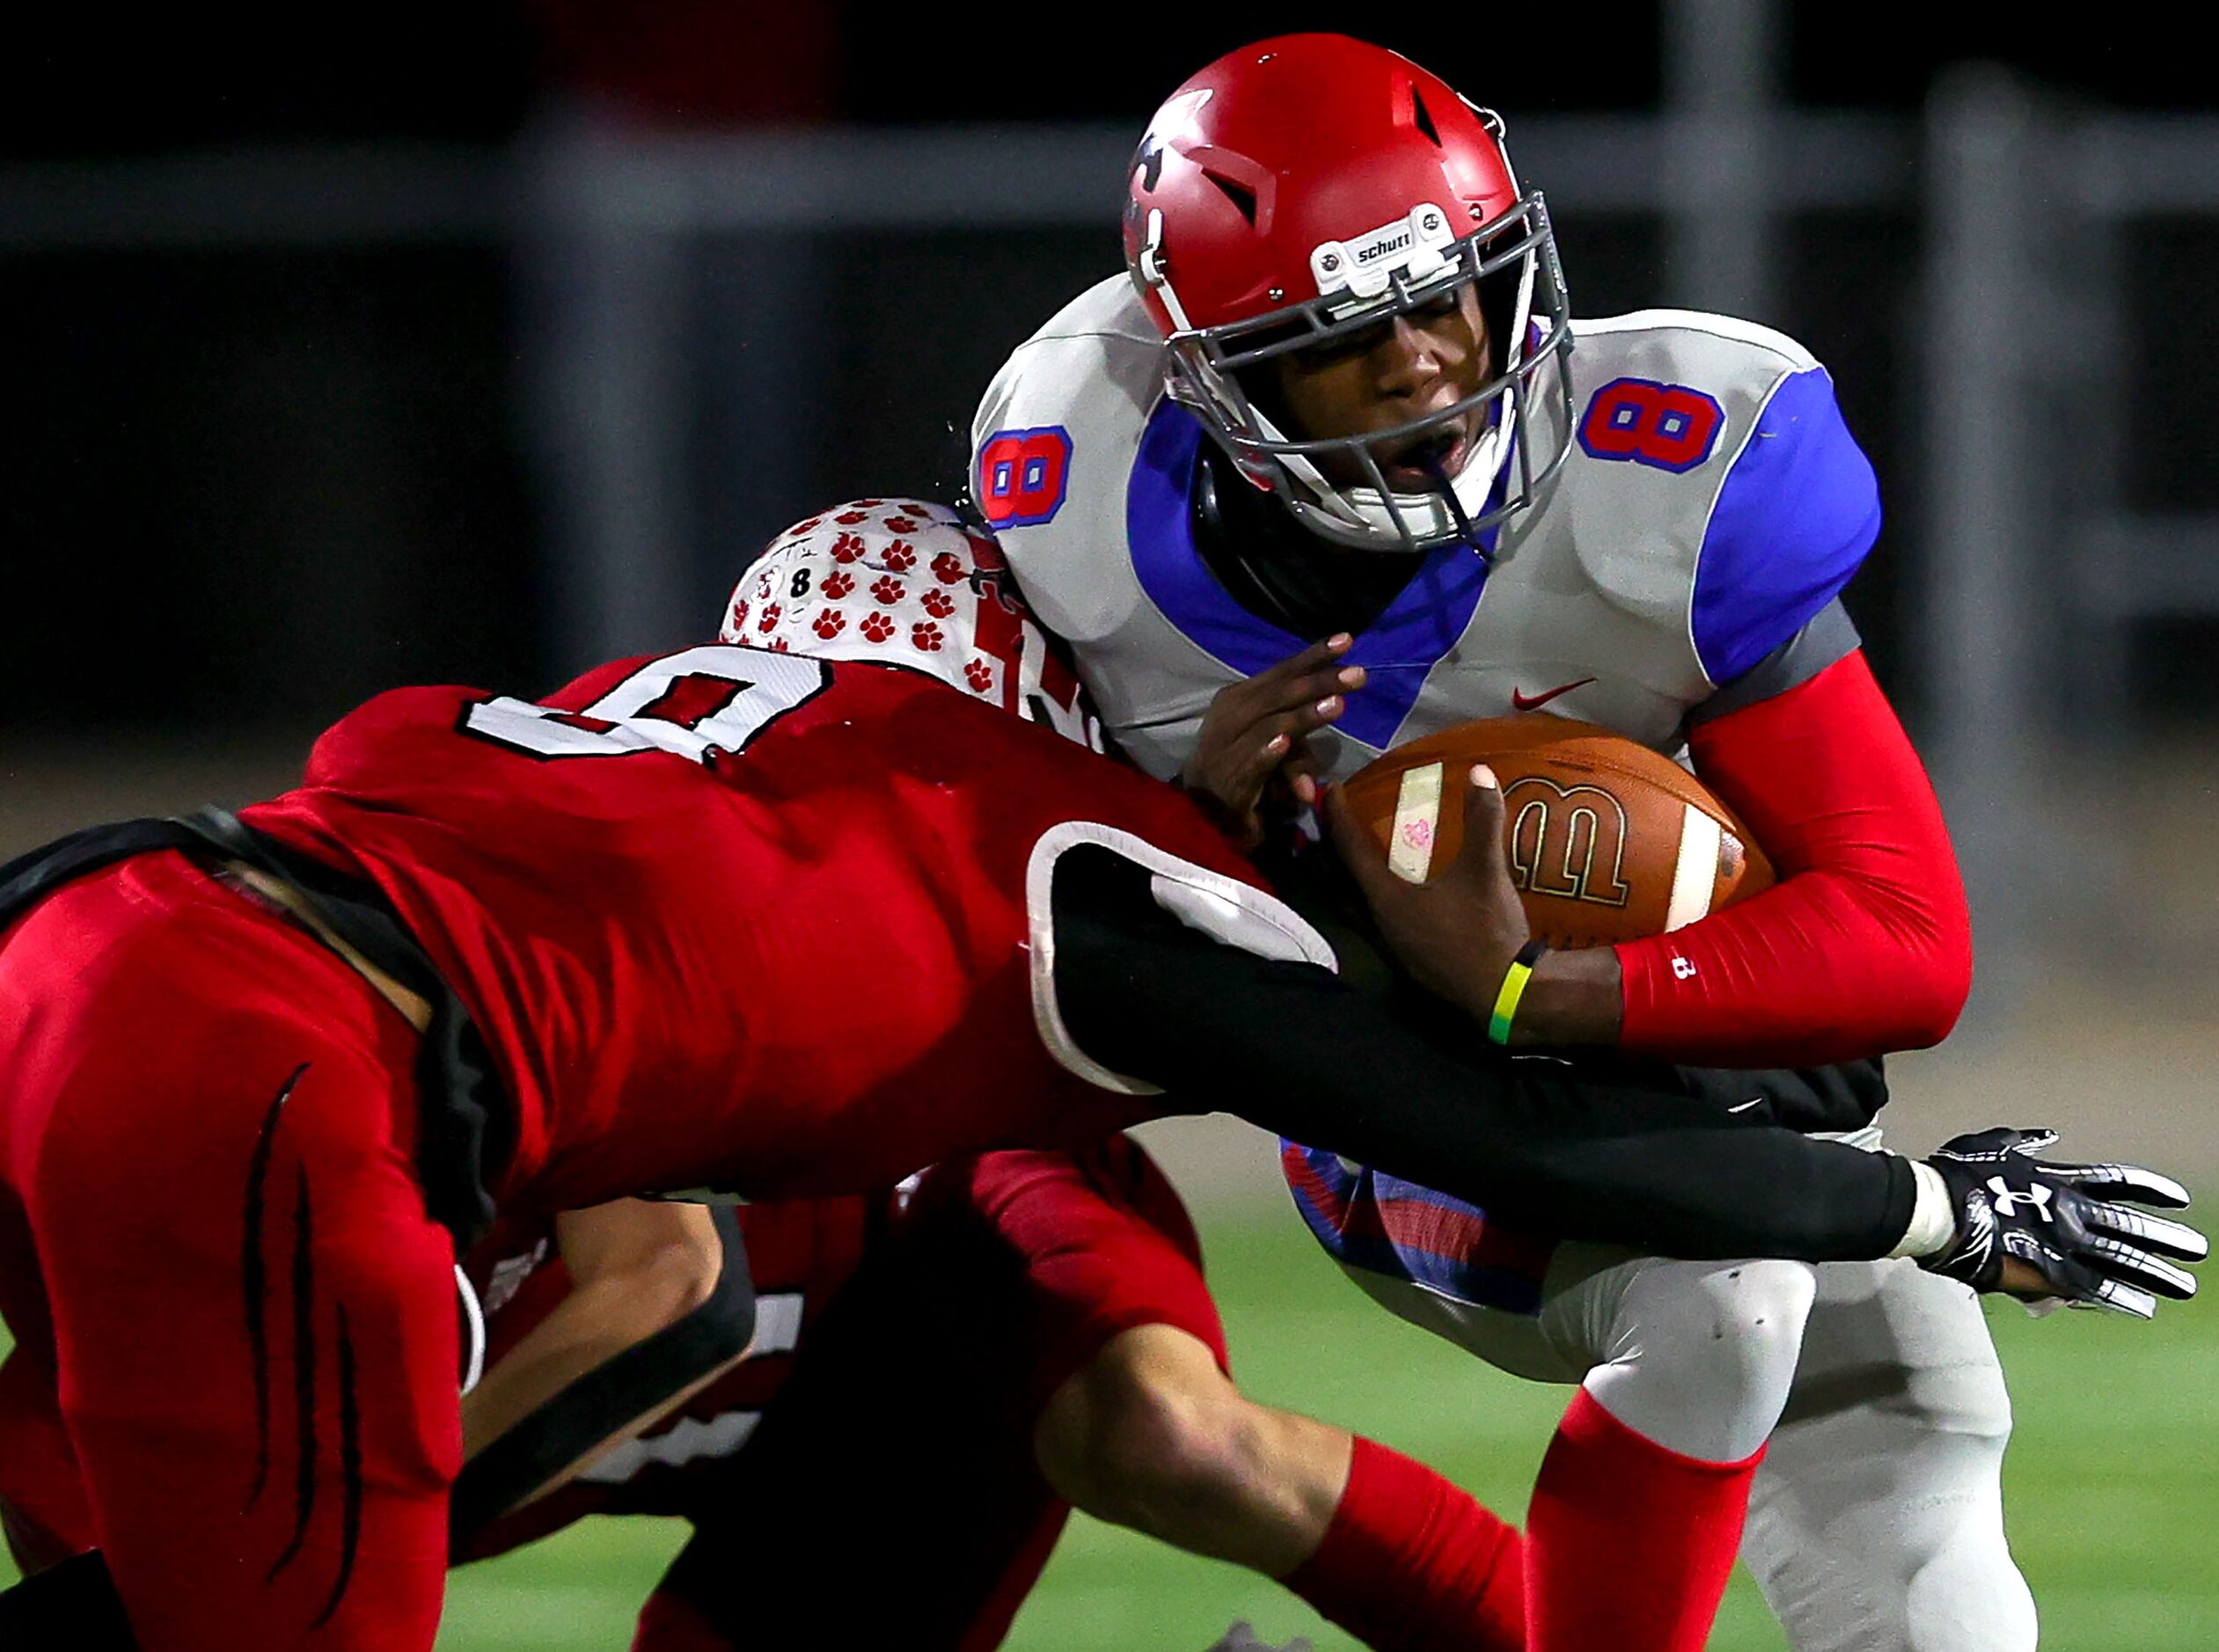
[494,1140,1228,1652]
[0,852,461,1650]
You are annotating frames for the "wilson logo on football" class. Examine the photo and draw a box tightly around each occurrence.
[1504,778,1633,909]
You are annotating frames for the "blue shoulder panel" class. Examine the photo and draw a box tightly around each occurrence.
[1124,401,1493,749]
[1691,367,1880,685]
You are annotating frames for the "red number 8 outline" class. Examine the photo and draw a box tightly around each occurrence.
[977,426,1074,527]
[1576,378,1725,473]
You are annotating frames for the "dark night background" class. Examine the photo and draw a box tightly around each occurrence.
[3,4,2215,740]
[8,23,2219,1639]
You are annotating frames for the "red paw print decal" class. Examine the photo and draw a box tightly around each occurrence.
[882,515,918,534]
[822,571,854,599]
[835,509,869,525]
[881,540,917,572]
[812,609,846,639]
[911,622,946,651]
[930,551,966,585]
[853,498,883,508]
[920,588,956,618]
[964,659,995,693]
[860,612,897,643]
[869,575,906,605]
[756,602,782,632]
[831,532,867,565]
[729,599,750,631]
[768,637,791,653]
[791,515,823,535]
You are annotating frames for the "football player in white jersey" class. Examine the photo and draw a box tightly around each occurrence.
[970,33,2067,1652]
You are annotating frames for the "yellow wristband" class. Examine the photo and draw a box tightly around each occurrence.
[1488,940,1549,1045]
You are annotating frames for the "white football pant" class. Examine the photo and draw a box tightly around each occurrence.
[1344,1246,2037,1650]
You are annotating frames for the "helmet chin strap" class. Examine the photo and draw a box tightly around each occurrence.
[1421,450,1490,567]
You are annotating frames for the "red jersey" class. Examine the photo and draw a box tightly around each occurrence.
[453,1137,1222,1563]
[467,1194,875,1428]
[244,648,1256,1216]
[452,1192,879,1556]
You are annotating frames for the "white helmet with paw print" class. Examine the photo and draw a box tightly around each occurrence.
[723,499,1103,750]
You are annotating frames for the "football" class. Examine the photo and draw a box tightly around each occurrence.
[1338,715,1774,947]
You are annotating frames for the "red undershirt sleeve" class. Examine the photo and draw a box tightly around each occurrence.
[1611,650,1973,1067]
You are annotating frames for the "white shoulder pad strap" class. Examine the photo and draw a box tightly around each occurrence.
[1024,819,1338,1095]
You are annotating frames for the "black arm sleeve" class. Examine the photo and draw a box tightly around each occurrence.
[1253,800,1892,1138]
[1661,1054,1888,1135]
[1051,846,1914,1261]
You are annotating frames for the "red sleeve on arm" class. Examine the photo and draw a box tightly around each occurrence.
[1611,650,1973,1067]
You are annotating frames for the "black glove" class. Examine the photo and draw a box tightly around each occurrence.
[1922,1128,2207,1317]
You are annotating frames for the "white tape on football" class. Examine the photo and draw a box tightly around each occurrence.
[1388,762,1446,883]
[1664,804,1722,932]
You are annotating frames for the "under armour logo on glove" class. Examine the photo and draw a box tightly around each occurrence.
[1988,1176,2054,1220]
[1924,1127,2208,1318]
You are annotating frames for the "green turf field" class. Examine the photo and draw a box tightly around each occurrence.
[4,1210,2215,1648]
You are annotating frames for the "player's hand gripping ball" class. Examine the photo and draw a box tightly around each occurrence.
[1337,715,1774,948]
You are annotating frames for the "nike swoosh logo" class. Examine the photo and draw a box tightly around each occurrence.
[1727,1099,1765,1114]
[1511,677,1596,712]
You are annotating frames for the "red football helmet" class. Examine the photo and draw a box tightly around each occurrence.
[1122,33,1574,552]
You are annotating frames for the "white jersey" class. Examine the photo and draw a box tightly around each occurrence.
[973,284,2031,1651]
[970,275,1880,780]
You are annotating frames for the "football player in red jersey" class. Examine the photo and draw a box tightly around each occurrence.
[428,525,1534,1652]
[446,1147,1528,1652]
[0,503,2193,1651]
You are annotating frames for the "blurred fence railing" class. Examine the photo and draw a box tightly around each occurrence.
[7,87,2219,1011]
